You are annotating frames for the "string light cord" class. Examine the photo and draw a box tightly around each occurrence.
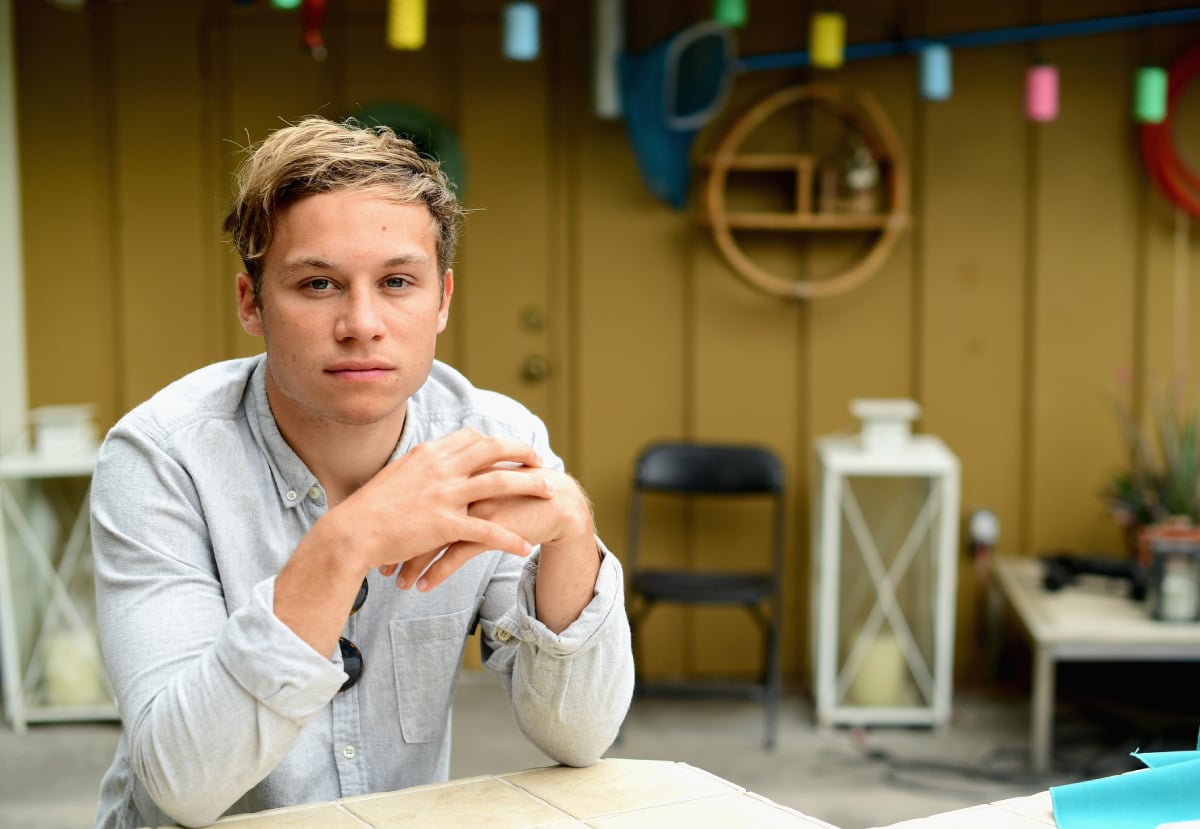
[733,7,1200,73]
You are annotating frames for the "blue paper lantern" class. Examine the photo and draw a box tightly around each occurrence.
[504,3,540,61]
[920,44,952,101]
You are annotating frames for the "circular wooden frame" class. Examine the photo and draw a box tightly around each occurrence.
[703,84,911,301]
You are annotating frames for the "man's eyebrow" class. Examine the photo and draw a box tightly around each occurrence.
[279,257,336,274]
[278,253,431,274]
[382,253,432,267]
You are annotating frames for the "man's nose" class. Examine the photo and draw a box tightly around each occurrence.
[334,289,386,340]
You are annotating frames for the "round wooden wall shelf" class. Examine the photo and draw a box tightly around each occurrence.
[700,84,911,301]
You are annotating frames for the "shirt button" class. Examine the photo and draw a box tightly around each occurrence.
[308,485,323,501]
[285,490,297,502]
[342,744,356,759]
[495,628,512,643]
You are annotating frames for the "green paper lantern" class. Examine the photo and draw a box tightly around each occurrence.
[712,0,746,29]
[1134,66,1168,124]
[271,0,302,9]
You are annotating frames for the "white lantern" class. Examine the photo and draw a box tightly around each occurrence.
[811,399,960,727]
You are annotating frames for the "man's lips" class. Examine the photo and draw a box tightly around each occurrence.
[326,362,394,380]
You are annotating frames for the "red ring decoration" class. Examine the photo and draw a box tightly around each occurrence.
[1140,39,1200,219]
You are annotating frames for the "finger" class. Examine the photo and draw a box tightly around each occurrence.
[460,469,554,503]
[415,542,478,592]
[416,538,531,592]
[396,547,445,589]
[379,563,398,577]
[405,517,533,591]
[454,516,534,559]
[451,432,541,472]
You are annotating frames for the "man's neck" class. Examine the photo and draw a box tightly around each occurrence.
[264,385,406,507]
[292,418,404,506]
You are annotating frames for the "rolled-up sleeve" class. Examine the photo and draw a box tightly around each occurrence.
[479,540,634,768]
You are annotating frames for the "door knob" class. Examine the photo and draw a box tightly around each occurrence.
[520,304,545,332]
[521,354,550,383]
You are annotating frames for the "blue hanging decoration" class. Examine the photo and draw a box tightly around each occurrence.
[503,3,540,61]
[920,43,952,100]
[619,21,734,209]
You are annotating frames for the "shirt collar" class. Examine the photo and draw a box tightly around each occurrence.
[245,356,320,510]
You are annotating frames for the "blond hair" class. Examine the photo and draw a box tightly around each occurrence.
[223,116,462,302]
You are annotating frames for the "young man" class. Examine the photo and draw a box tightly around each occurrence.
[90,116,633,829]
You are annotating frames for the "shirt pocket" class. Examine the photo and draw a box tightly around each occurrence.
[389,607,473,744]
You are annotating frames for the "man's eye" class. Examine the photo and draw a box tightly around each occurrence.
[306,278,333,291]
[384,276,410,289]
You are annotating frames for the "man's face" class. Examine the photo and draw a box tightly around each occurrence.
[237,189,452,435]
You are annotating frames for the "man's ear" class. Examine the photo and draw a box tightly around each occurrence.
[437,270,454,334]
[236,273,263,336]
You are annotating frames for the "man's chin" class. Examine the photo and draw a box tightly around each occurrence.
[328,407,404,428]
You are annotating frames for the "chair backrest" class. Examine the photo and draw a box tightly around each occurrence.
[633,442,785,495]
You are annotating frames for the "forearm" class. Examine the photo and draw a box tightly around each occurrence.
[274,510,372,658]
[534,533,603,634]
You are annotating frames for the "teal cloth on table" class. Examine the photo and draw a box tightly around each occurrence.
[1051,740,1200,829]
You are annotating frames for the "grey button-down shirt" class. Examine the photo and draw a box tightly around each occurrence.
[90,355,634,829]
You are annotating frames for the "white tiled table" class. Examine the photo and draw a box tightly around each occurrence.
[147,758,1062,828]
[150,759,839,829]
[992,556,1200,774]
[873,790,1056,828]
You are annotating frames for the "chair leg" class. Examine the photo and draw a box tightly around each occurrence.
[764,613,781,751]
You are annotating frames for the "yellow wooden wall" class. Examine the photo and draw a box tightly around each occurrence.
[14,0,1200,688]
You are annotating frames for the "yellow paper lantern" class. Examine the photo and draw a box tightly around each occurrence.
[810,12,845,69]
[388,0,426,50]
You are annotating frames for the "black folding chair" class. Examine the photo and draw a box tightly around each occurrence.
[625,441,786,749]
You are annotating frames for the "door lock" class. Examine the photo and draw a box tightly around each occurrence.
[521,354,550,383]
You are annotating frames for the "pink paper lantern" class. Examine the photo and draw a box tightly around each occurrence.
[1026,65,1059,122]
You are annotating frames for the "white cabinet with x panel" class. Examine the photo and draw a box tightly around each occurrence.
[811,401,960,728]
[0,450,117,733]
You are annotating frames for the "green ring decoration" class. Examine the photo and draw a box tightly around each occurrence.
[349,101,467,199]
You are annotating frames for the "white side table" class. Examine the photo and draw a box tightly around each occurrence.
[0,450,117,733]
[811,423,960,728]
[991,556,1200,774]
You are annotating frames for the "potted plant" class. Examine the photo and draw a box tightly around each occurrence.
[1103,392,1200,563]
